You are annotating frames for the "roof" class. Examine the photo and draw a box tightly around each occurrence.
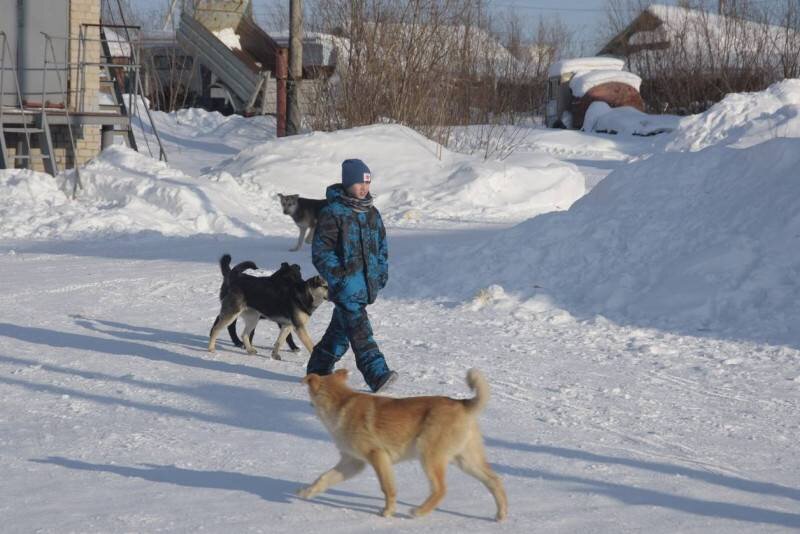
[548,57,624,78]
[600,4,800,57]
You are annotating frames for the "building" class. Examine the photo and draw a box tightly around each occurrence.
[0,0,139,175]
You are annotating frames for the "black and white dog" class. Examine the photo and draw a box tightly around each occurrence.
[278,193,327,251]
[208,254,329,360]
[212,255,302,351]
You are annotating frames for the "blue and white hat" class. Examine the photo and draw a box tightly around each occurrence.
[341,159,372,189]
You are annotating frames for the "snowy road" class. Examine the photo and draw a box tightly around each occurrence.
[1,236,797,533]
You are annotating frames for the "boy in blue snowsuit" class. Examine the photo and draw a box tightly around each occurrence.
[306,159,397,392]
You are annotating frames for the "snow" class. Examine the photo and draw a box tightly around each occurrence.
[213,28,241,50]
[569,70,642,98]
[582,101,613,132]
[548,57,624,78]
[1,81,800,532]
[587,104,680,136]
[667,78,800,151]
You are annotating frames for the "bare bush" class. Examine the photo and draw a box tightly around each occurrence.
[303,0,575,158]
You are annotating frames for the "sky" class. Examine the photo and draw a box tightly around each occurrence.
[129,0,689,53]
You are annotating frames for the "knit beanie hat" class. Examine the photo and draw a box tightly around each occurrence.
[341,159,372,189]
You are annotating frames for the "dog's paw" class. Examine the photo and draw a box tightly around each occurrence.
[246,348,258,355]
[409,507,430,518]
[290,347,301,353]
[289,246,300,252]
[295,487,315,499]
[380,507,395,518]
[271,352,282,361]
[207,347,216,353]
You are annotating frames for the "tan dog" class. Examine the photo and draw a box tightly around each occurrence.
[298,368,508,521]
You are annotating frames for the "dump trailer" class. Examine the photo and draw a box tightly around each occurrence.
[176,12,284,115]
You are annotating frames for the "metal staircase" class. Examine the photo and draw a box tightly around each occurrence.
[0,31,59,175]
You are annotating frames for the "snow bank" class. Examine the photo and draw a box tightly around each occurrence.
[548,57,624,77]
[668,78,800,151]
[207,124,585,226]
[0,123,583,239]
[569,70,642,98]
[400,107,800,342]
[0,147,261,240]
[589,105,680,136]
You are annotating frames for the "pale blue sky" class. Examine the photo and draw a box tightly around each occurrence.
[130,0,690,52]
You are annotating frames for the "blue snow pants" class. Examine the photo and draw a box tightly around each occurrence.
[306,300,390,392]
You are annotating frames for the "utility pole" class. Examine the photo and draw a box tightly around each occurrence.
[287,0,303,135]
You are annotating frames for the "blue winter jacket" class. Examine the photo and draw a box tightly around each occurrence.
[312,184,388,304]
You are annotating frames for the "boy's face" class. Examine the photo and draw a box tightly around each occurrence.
[347,182,370,199]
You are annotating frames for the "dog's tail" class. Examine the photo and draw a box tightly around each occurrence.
[462,368,489,415]
[219,254,232,278]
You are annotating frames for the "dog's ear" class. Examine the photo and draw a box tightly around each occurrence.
[333,368,349,381]
[302,373,322,392]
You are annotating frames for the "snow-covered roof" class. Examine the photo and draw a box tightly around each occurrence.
[548,57,624,78]
[602,4,800,58]
[569,70,642,98]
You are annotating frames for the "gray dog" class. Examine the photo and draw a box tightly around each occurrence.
[278,193,328,251]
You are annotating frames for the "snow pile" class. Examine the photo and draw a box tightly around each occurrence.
[582,101,612,132]
[208,124,585,226]
[548,57,624,77]
[668,78,800,151]
[569,70,642,97]
[0,147,261,240]
[0,122,583,239]
[586,104,680,136]
[397,111,800,343]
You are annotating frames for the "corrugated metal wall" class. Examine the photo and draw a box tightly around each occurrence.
[0,0,69,107]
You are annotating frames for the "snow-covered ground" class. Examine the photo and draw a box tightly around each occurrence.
[1,81,799,533]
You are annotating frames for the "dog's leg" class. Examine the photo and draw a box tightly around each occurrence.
[454,434,508,521]
[411,453,448,518]
[227,319,243,347]
[367,449,397,518]
[286,332,301,352]
[296,455,365,499]
[294,325,316,354]
[290,226,307,251]
[305,224,315,244]
[240,309,261,355]
[271,324,293,360]
[209,298,244,353]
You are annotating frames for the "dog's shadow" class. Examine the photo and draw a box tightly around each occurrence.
[71,315,216,352]
[33,457,490,521]
[308,491,495,522]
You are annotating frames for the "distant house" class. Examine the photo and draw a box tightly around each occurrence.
[598,3,800,112]
[600,4,798,60]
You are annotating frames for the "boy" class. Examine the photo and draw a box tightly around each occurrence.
[307,159,397,392]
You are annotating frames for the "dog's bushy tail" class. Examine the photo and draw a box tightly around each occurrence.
[219,254,232,278]
[462,368,489,415]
